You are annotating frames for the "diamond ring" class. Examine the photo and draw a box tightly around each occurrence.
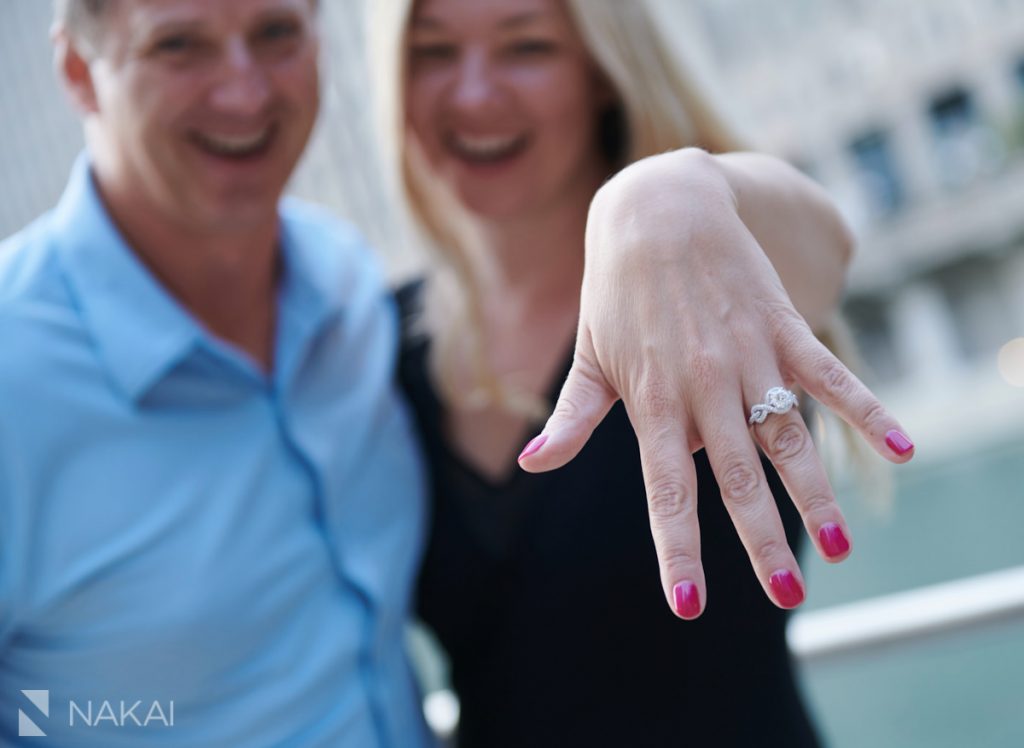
[748,387,798,425]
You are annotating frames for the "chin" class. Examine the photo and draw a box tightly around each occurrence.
[193,195,280,233]
[458,193,535,222]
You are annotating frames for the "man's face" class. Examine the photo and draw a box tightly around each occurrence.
[77,0,320,233]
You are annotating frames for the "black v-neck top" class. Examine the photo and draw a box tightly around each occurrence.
[396,282,821,748]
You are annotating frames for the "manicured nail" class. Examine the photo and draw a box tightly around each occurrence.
[672,581,701,620]
[518,434,548,462]
[769,570,805,608]
[818,522,850,559]
[885,429,914,456]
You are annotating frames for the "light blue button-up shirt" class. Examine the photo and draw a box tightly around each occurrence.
[0,156,431,747]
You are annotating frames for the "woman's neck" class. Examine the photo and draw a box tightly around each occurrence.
[466,172,603,317]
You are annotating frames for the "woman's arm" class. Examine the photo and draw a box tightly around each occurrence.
[716,149,854,332]
[518,147,913,619]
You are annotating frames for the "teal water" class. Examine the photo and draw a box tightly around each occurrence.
[797,437,1024,748]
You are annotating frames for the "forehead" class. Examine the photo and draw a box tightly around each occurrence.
[411,0,572,32]
[110,0,316,35]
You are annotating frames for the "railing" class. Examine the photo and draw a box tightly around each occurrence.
[787,565,1024,662]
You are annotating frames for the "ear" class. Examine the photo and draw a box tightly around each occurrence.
[52,27,100,115]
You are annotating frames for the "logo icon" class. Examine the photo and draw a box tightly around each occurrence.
[18,690,48,737]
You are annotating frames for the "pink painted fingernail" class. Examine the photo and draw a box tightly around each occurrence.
[518,434,548,462]
[885,429,914,456]
[769,570,805,608]
[672,581,701,620]
[818,523,850,559]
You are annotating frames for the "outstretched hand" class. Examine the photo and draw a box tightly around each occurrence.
[517,149,914,618]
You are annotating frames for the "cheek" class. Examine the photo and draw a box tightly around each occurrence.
[119,70,192,132]
[530,74,602,146]
[283,54,321,113]
[405,80,442,147]
[514,61,598,119]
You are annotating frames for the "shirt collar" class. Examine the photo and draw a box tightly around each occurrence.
[51,154,348,403]
[51,154,206,403]
[269,198,350,390]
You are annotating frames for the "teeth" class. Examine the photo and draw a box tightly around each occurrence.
[451,133,523,158]
[197,127,271,156]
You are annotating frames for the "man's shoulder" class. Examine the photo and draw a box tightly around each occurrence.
[280,198,378,264]
[0,214,86,388]
[279,198,391,306]
[0,212,67,305]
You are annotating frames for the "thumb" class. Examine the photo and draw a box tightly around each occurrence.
[518,332,617,473]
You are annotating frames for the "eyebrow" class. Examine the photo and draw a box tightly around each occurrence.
[132,11,205,42]
[411,11,549,31]
[145,19,204,37]
[499,11,547,29]
[135,5,305,39]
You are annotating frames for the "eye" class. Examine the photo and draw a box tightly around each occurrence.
[154,34,198,54]
[409,43,458,62]
[508,39,557,56]
[258,19,300,42]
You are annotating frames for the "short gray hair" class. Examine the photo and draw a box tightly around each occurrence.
[53,0,114,51]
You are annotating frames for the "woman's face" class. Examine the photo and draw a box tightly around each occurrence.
[404,0,611,222]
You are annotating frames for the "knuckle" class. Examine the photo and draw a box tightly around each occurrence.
[689,347,725,393]
[800,493,834,517]
[859,399,888,429]
[818,358,853,402]
[634,375,676,420]
[764,422,809,465]
[658,546,700,575]
[752,537,789,564]
[718,459,763,507]
[647,475,694,520]
[763,300,808,339]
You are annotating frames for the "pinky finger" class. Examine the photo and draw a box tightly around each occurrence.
[796,339,915,463]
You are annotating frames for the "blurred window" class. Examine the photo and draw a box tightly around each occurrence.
[933,257,1016,360]
[1014,57,1024,93]
[844,296,905,385]
[929,89,975,136]
[848,129,905,218]
[928,86,1001,187]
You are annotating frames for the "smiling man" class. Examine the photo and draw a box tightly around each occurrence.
[0,1,430,745]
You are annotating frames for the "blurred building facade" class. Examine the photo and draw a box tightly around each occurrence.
[681,0,1024,457]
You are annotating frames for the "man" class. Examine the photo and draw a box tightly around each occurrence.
[0,1,429,744]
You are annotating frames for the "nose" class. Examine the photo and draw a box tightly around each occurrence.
[449,48,501,112]
[209,37,271,116]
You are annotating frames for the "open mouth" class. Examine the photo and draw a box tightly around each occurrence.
[445,132,529,164]
[190,125,276,160]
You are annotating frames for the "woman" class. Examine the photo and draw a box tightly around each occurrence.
[370,0,907,744]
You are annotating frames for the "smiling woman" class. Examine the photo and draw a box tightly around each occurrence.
[403,1,614,221]
[366,0,844,746]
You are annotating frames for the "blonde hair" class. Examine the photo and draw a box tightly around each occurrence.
[369,0,746,416]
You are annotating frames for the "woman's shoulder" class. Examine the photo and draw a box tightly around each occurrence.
[392,276,440,421]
